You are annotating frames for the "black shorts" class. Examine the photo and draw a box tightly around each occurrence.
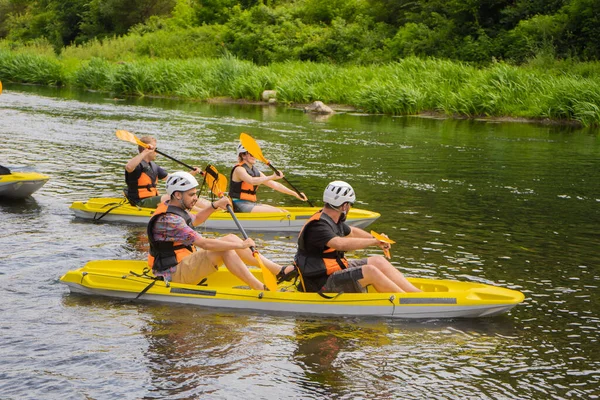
[322,259,368,293]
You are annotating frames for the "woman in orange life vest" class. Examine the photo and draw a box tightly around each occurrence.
[124,135,208,209]
[229,144,308,213]
[294,181,422,294]
[148,171,296,288]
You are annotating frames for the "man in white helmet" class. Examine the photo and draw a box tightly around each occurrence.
[229,143,308,212]
[148,171,293,289]
[294,181,421,294]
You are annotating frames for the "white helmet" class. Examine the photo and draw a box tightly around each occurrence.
[166,171,198,195]
[237,143,248,155]
[323,181,355,207]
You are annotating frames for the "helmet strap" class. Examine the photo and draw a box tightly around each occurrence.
[172,192,187,210]
[327,203,347,222]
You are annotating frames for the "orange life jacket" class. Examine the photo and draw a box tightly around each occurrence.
[147,202,196,272]
[125,160,160,204]
[294,211,349,292]
[229,163,260,201]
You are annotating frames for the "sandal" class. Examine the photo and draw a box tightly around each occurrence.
[276,265,298,283]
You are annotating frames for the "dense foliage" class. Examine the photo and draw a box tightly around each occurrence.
[0,0,599,65]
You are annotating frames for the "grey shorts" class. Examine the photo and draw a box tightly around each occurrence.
[232,199,256,213]
[322,259,368,293]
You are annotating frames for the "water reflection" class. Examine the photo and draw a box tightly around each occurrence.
[290,316,526,398]
[0,195,42,213]
[139,305,254,398]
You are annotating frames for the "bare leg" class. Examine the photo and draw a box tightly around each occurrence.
[367,256,421,292]
[358,265,404,293]
[218,234,289,276]
[206,249,265,290]
[250,204,286,213]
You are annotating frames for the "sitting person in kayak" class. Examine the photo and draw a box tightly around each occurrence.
[124,135,205,208]
[294,180,421,294]
[229,144,308,213]
[148,171,295,289]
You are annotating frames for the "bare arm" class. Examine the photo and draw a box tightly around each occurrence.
[233,166,281,186]
[191,197,230,226]
[343,227,392,252]
[193,235,254,251]
[263,179,306,200]
[326,236,380,252]
[125,148,153,172]
[348,226,373,238]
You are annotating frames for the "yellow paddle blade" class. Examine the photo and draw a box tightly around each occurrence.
[204,165,227,197]
[371,230,394,259]
[371,231,395,244]
[0,80,3,95]
[116,129,148,147]
[254,253,278,292]
[115,129,148,148]
[240,133,269,164]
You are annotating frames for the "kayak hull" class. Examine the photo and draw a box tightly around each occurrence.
[70,197,381,232]
[0,172,49,199]
[60,260,525,319]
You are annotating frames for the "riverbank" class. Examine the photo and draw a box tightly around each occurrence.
[208,97,587,127]
[1,50,599,127]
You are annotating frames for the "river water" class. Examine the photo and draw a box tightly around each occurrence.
[1,84,599,399]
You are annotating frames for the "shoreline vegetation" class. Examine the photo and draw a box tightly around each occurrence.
[2,49,599,127]
[1,0,600,127]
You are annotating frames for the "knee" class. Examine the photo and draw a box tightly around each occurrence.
[370,255,389,267]
[361,264,384,280]
[223,233,242,242]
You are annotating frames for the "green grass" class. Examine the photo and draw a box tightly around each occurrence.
[1,45,599,126]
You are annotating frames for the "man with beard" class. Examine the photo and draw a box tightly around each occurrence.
[147,171,293,289]
[294,181,421,294]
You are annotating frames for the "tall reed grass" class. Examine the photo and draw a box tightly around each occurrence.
[0,50,64,85]
[1,46,599,126]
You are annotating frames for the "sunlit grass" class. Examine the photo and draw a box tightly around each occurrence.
[1,45,599,126]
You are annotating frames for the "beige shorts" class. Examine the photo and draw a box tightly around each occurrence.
[172,249,219,285]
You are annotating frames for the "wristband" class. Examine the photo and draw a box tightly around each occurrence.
[211,202,217,209]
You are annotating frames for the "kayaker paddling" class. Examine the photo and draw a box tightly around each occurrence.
[125,135,209,209]
[229,143,308,213]
[294,181,422,294]
[148,171,293,290]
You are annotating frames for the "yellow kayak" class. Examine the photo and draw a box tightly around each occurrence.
[70,197,381,232]
[0,172,49,199]
[60,260,525,319]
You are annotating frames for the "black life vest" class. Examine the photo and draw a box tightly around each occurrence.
[294,211,349,292]
[125,161,160,205]
[147,203,196,272]
[229,163,260,201]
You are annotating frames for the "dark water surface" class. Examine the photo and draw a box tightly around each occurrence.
[1,84,599,399]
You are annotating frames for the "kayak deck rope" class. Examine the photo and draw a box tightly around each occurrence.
[93,197,134,222]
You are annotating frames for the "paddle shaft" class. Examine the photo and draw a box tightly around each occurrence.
[225,204,255,251]
[266,163,314,207]
[117,130,199,173]
[154,149,197,172]
[225,203,278,291]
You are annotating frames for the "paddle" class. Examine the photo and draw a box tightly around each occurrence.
[115,130,201,173]
[371,230,395,259]
[204,164,278,292]
[0,80,3,95]
[239,132,314,207]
